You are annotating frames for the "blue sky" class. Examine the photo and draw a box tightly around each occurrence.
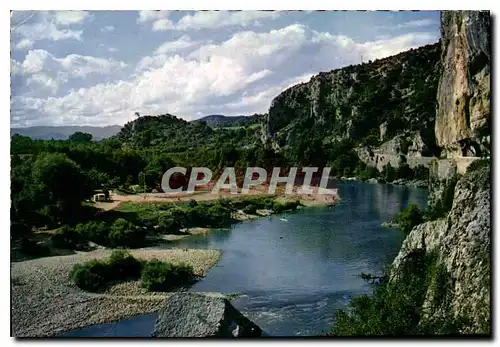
[10,10,440,127]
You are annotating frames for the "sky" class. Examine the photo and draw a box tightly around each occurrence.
[10,10,441,128]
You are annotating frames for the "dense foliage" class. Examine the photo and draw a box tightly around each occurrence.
[69,250,194,292]
[391,203,424,234]
[141,259,194,291]
[266,43,441,165]
[331,251,468,335]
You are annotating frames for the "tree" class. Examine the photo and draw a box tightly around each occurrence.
[381,163,396,182]
[30,152,93,224]
[69,132,93,143]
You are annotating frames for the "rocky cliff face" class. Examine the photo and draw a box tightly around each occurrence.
[435,11,491,157]
[265,43,440,152]
[388,11,491,334]
[391,163,490,333]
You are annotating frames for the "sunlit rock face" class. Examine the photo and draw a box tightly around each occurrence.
[435,11,490,158]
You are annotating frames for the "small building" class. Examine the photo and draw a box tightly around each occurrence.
[93,193,107,202]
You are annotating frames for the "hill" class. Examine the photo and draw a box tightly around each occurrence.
[10,125,122,141]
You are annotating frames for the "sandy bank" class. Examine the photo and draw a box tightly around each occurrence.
[11,248,221,337]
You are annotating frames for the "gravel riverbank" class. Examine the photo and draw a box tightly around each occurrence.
[11,248,221,337]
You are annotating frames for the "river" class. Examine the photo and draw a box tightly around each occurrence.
[60,180,427,337]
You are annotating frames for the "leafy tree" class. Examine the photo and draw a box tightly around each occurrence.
[381,163,397,182]
[69,132,93,143]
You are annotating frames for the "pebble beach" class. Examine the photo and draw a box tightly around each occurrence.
[11,248,221,337]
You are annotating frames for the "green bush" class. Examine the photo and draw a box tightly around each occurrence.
[413,165,429,181]
[393,203,423,234]
[157,214,178,233]
[69,250,142,292]
[424,175,458,221]
[397,162,414,180]
[272,200,301,213]
[466,158,490,174]
[74,221,109,246]
[109,218,145,248]
[358,166,380,181]
[51,225,87,250]
[69,259,111,292]
[331,251,464,336]
[141,259,194,291]
[242,204,258,214]
[18,238,51,257]
[381,163,396,182]
[108,249,143,280]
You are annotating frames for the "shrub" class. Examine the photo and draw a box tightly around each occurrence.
[359,166,380,181]
[157,214,178,233]
[397,162,414,180]
[393,203,423,234]
[205,204,232,227]
[413,165,429,181]
[466,158,490,174]
[75,221,108,246]
[424,175,458,221]
[141,259,194,291]
[381,163,396,183]
[69,250,143,292]
[108,218,145,248]
[19,238,51,257]
[69,259,111,292]
[331,251,463,336]
[108,250,143,280]
[242,204,258,214]
[272,200,301,213]
[51,225,87,250]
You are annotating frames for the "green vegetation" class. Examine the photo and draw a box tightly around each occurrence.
[268,43,441,161]
[381,163,397,182]
[69,250,195,292]
[141,259,194,291]
[331,251,468,336]
[391,203,423,234]
[424,174,458,221]
[108,219,145,248]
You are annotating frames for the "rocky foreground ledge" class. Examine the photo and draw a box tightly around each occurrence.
[153,292,262,337]
[11,248,221,337]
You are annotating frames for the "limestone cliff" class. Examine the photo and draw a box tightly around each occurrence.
[391,163,490,333]
[265,43,441,152]
[435,11,491,157]
[388,11,491,334]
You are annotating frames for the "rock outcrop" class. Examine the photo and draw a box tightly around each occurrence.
[152,293,262,337]
[387,11,491,334]
[265,43,440,151]
[391,163,490,333]
[435,11,491,157]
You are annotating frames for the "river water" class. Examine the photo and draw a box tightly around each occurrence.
[60,180,427,337]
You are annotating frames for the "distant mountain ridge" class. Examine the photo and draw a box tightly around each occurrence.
[10,125,122,140]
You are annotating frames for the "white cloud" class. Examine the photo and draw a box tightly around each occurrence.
[155,35,199,54]
[101,25,115,32]
[137,10,170,23]
[108,47,118,52]
[52,11,90,25]
[14,49,127,79]
[152,19,175,31]
[11,23,439,127]
[14,38,34,50]
[179,10,279,30]
[26,73,59,94]
[143,10,280,31]
[396,19,436,29]
[11,11,88,47]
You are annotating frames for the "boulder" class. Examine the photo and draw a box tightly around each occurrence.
[152,293,262,337]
